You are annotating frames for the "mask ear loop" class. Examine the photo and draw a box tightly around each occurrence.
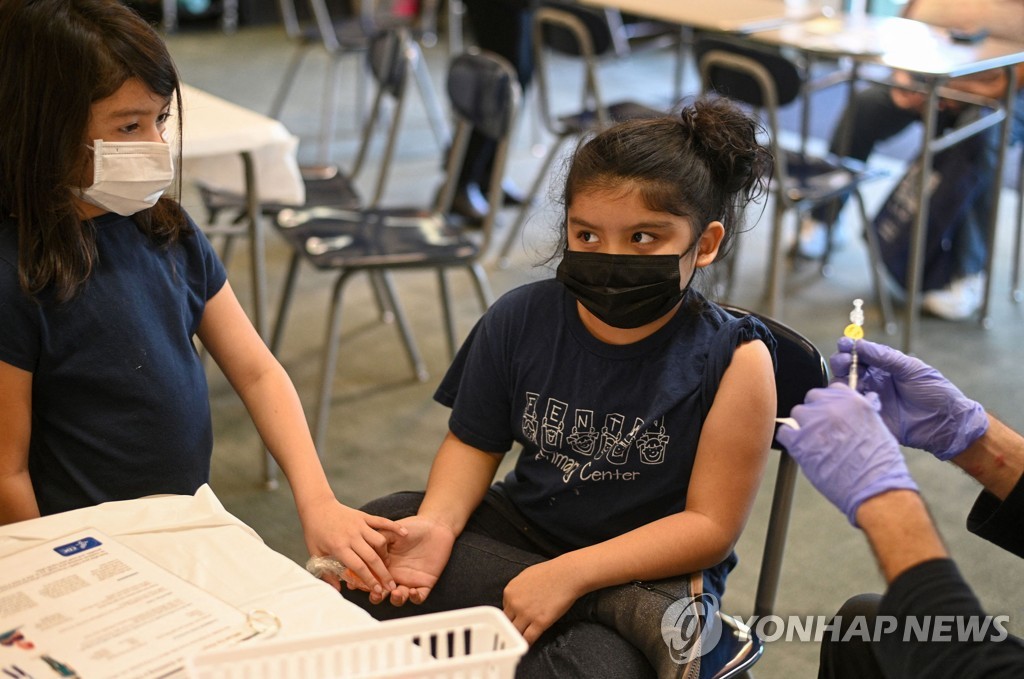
[676,240,700,294]
[680,221,725,295]
[77,142,102,193]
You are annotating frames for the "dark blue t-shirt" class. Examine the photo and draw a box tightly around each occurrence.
[0,212,227,514]
[435,279,776,557]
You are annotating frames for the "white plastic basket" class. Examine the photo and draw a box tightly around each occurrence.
[186,606,527,679]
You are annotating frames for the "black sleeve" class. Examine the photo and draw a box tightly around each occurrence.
[966,472,1024,559]
[876,559,1024,679]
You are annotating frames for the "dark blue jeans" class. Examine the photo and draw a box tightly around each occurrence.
[457,0,534,193]
[813,84,1024,279]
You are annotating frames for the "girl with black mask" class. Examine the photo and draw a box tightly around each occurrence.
[342,98,775,679]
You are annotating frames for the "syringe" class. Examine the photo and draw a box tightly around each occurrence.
[844,299,865,390]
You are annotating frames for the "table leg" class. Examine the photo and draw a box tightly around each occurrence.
[222,0,238,33]
[901,83,940,353]
[448,0,465,57]
[241,152,268,341]
[163,0,177,33]
[979,66,1018,327]
[240,151,279,490]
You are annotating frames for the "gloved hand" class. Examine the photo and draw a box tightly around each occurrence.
[829,337,988,461]
[776,383,918,526]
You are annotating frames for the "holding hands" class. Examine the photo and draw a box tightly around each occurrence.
[300,500,408,595]
[340,514,455,607]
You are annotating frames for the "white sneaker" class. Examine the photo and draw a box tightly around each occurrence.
[921,273,985,321]
[797,217,847,260]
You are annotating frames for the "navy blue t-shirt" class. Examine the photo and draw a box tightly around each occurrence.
[0,212,227,514]
[435,279,776,564]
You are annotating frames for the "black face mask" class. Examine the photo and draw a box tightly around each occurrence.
[556,248,695,329]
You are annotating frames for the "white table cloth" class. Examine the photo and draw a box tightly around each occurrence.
[178,84,305,207]
[0,485,374,641]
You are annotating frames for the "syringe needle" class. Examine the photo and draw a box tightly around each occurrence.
[844,298,865,391]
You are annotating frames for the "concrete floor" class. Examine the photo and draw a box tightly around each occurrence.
[166,22,1024,679]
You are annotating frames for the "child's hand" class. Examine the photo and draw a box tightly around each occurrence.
[300,500,408,595]
[367,515,455,606]
[334,515,455,607]
[503,559,582,644]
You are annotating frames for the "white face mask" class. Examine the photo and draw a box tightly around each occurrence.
[78,139,174,216]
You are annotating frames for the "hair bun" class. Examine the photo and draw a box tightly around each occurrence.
[676,98,771,199]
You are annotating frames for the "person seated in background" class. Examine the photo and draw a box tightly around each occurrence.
[451,0,535,223]
[800,0,1024,320]
[778,337,1024,678]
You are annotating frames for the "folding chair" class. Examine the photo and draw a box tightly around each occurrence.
[272,49,522,452]
[697,35,895,334]
[1014,145,1024,303]
[497,2,664,266]
[704,304,829,679]
[198,28,428,489]
[199,28,428,272]
[602,8,686,100]
[270,0,446,164]
[603,8,679,56]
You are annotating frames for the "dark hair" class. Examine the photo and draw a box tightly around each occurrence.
[0,0,186,302]
[555,96,772,279]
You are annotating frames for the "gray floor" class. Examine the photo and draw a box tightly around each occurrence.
[167,23,1023,678]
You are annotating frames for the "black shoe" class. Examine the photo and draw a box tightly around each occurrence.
[475,180,527,207]
[451,183,488,226]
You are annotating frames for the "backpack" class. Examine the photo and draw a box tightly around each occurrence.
[871,137,987,292]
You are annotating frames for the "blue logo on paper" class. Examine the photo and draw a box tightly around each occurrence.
[53,537,102,557]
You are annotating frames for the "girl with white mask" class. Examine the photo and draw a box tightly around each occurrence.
[0,0,406,598]
[341,100,777,679]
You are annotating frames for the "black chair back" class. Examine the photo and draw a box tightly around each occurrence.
[447,51,520,141]
[733,308,830,448]
[368,27,411,98]
[539,1,615,56]
[720,305,828,621]
[695,35,803,108]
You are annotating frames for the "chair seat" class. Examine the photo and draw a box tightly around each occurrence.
[199,165,362,220]
[276,206,480,270]
[706,613,765,679]
[556,100,663,133]
[294,19,371,51]
[299,13,435,51]
[782,151,886,206]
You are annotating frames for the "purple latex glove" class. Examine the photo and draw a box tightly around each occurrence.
[829,337,988,461]
[776,383,918,526]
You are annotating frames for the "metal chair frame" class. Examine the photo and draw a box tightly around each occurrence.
[710,304,830,679]
[271,49,522,452]
[602,8,686,100]
[497,3,664,266]
[201,28,430,269]
[1014,146,1024,303]
[698,37,895,333]
[198,29,431,488]
[270,0,446,164]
